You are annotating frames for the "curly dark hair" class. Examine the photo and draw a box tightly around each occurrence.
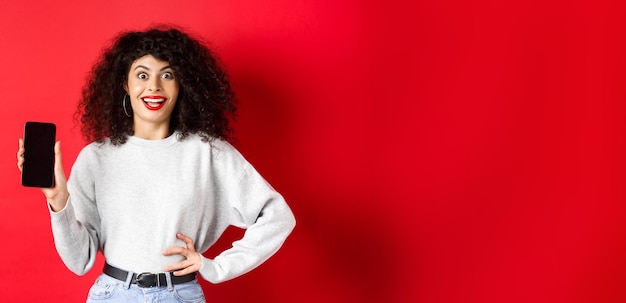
[77,25,237,145]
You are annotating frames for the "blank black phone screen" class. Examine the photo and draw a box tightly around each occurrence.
[21,122,56,188]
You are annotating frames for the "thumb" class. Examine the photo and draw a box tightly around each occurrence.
[53,141,66,184]
[54,141,62,165]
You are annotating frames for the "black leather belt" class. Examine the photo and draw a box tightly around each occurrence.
[104,262,196,288]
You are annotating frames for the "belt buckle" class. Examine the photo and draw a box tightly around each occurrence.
[135,272,158,288]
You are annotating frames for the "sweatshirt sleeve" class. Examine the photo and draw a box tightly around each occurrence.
[198,147,296,283]
[49,147,101,276]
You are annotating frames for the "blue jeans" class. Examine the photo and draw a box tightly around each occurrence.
[86,273,206,303]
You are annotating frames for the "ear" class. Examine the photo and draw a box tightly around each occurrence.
[123,83,128,93]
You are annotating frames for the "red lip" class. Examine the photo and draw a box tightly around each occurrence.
[141,96,167,111]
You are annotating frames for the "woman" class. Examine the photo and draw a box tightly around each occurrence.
[17,26,296,302]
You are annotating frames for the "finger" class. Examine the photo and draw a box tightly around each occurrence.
[176,233,196,252]
[41,141,70,209]
[39,141,65,191]
[51,141,67,187]
[163,257,201,275]
[54,141,63,170]
[162,246,189,257]
[17,139,25,171]
[172,267,194,276]
[162,259,192,273]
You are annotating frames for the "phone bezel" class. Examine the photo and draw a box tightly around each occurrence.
[21,121,56,188]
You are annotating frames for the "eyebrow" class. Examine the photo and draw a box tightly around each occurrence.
[133,65,173,71]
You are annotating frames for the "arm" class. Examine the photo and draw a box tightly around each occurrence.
[49,197,100,276]
[17,139,99,275]
[161,140,295,283]
[162,164,296,283]
[199,163,296,283]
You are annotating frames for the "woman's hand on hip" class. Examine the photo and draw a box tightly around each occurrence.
[162,233,203,276]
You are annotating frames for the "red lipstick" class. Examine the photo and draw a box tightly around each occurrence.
[141,96,167,111]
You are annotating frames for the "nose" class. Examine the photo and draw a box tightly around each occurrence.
[148,78,162,92]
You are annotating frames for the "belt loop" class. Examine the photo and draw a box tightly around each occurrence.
[165,272,174,291]
[123,270,133,289]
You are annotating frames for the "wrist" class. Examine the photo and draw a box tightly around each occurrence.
[48,192,69,212]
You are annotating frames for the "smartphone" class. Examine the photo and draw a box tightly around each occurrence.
[21,122,56,188]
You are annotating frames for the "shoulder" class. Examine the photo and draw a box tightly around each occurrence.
[69,140,112,179]
[182,134,251,169]
[208,137,245,162]
[178,133,239,154]
[76,139,114,158]
[72,138,125,172]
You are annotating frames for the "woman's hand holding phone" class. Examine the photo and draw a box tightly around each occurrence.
[17,138,69,212]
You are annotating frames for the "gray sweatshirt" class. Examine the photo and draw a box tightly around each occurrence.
[50,133,295,283]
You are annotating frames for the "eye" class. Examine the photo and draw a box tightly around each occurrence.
[162,72,174,79]
[137,72,148,80]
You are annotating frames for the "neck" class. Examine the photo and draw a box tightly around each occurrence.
[132,123,172,140]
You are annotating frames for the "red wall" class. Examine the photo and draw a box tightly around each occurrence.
[1,1,625,302]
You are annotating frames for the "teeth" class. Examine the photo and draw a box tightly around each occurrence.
[143,98,165,103]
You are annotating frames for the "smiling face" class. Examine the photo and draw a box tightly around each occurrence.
[125,55,179,139]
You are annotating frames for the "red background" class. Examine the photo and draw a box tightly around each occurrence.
[1,1,625,302]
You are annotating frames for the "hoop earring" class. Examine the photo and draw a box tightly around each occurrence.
[122,94,131,117]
